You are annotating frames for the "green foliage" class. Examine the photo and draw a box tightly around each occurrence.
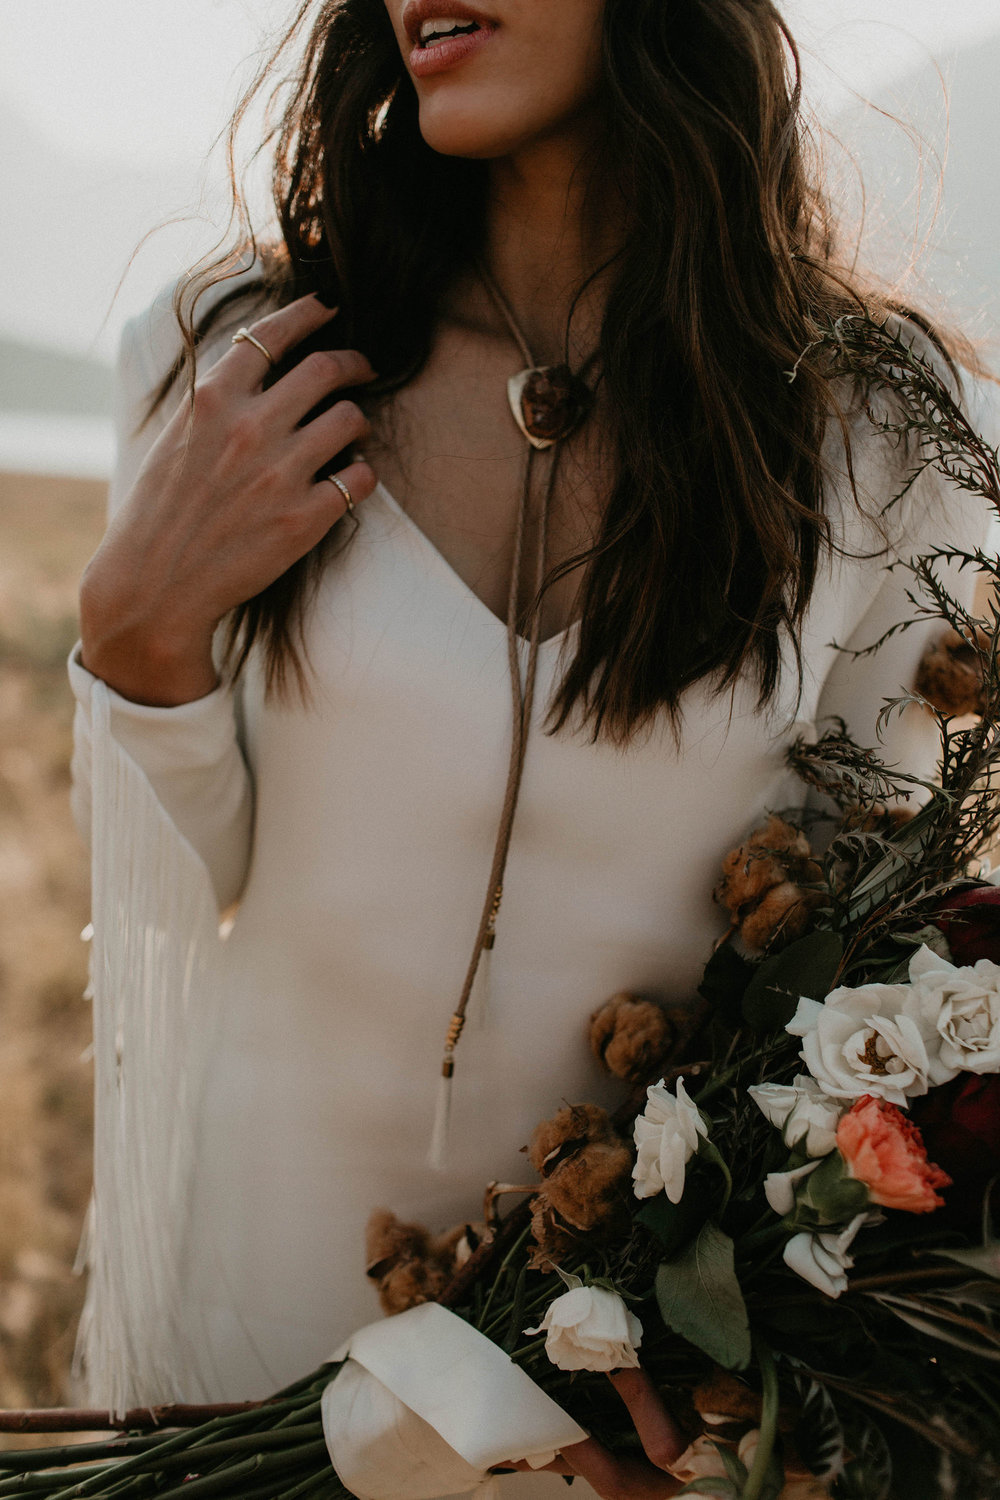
[636,1173,717,1258]
[835,1420,892,1500]
[792,1151,870,1228]
[699,944,756,1027]
[792,1372,846,1482]
[741,931,844,1032]
[656,1220,752,1370]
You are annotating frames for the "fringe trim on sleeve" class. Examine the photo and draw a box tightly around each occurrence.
[73,681,223,1415]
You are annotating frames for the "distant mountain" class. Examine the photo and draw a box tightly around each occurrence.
[0,337,110,418]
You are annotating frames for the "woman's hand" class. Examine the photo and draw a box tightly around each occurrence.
[80,294,377,706]
[500,1368,688,1498]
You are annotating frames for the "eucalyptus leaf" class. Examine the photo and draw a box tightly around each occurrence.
[655,1220,751,1370]
[871,1292,1000,1361]
[741,931,843,1033]
[931,1242,1000,1280]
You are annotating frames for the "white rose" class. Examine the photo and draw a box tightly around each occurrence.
[909,944,1000,1075]
[782,1212,870,1298]
[764,1159,821,1216]
[785,975,950,1106]
[632,1076,708,1202]
[525,1282,642,1373]
[748,1075,843,1157]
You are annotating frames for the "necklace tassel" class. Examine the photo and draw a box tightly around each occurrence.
[428,1065,453,1172]
[428,1014,465,1170]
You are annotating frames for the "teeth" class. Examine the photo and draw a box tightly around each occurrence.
[419,16,480,45]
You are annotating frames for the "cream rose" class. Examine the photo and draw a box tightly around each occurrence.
[632,1076,707,1202]
[785,976,948,1106]
[909,945,1000,1075]
[525,1280,642,1372]
[782,1212,871,1298]
[748,1075,843,1157]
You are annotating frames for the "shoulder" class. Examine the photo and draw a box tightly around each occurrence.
[117,253,278,408]
[819,318,999,563]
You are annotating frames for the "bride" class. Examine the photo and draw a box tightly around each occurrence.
[69,0,992,1493]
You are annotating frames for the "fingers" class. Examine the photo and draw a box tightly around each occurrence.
[608,1368,688,1474]
[267,347,377,427]
[310,459,378,524]
[297,397,371,473]
[220,294,340,387]
[561,1436,683,1499]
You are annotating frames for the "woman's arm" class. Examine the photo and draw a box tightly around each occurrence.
[69,290,376,908]
[813,381,999,777]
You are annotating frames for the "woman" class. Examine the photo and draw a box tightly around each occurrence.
[69,0,991,1493]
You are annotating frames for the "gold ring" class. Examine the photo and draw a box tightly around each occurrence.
[231,327,275,367]
[325,474,355,516]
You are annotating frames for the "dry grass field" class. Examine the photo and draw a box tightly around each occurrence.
[0,470,105,1415]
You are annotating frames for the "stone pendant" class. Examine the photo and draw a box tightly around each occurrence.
[507,364,592,450]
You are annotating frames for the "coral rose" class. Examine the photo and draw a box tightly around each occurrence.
[836,1095,951,1213]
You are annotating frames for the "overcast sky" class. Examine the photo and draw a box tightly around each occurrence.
[2,0,999,358]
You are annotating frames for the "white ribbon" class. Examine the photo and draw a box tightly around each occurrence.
[321,1302,589,1500]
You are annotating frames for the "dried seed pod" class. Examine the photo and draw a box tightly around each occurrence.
[915,627,989,717]
[527,1193,579,1271]
[365,1209,429,1280]
[377,1257,450,1315]
[525,1103,634,1262]
[543,1138,634,1233]
[738,882,824,954]
[527,1103,620,1177]
[692,1367,763,1426]
[590,993,676,1084]
[365,1209,479,1314]
[715,815,822,954]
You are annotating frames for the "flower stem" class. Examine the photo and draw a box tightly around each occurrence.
[741,1341,779,1500]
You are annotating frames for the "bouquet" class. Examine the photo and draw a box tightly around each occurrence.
[1,315,998,1499]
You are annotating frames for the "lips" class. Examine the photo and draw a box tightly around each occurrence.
[402,0,497,48]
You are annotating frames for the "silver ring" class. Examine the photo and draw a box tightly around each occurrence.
[325,474,355,516]
[231,327,275,367]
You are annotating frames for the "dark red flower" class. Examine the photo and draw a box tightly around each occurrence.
[934,885,1000,967]
[910,1073,1000,1225]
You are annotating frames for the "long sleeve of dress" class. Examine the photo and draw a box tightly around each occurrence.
[69,299,254,911]
[809,374,1000,786]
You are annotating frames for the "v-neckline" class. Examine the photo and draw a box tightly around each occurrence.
[373,480,579,650]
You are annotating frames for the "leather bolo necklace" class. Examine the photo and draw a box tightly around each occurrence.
[428,266,599,1167]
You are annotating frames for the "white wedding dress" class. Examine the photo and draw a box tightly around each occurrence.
[68,289,995,1493]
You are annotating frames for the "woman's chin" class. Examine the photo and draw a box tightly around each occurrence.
[416,96,540,161]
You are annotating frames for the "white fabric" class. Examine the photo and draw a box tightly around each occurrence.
[68,295,997,1489]
[321,1303,588,1498]
[73,678,225,1413]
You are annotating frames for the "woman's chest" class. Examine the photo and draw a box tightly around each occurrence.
[235,490,833,996]
[365,325,609,640]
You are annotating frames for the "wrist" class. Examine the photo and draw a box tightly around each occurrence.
[79,585,220,708]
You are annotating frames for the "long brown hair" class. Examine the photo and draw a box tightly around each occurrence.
[165,0,938,738]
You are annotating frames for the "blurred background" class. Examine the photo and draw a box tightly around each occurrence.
[0,0,998,1413]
